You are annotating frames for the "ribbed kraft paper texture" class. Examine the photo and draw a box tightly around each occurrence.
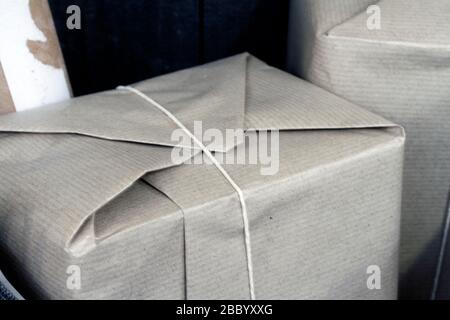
[287,0,450,299]
[0,53,405,299]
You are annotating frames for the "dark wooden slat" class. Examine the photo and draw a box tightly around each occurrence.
[202,0,289,68]
[49,0,200,96]
[48,1,289,97]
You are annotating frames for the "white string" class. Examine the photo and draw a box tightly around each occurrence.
[117,85,256,300]
[431,197,450,300]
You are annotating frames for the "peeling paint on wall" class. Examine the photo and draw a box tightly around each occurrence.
[0,62,15,114]
[27,0,64,69]
[0,0,71,112]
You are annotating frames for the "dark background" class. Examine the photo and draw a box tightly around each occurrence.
[48,0,289,97]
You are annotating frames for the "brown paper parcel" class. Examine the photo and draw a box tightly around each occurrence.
[0,53,405,299]
[287,0,450,299]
